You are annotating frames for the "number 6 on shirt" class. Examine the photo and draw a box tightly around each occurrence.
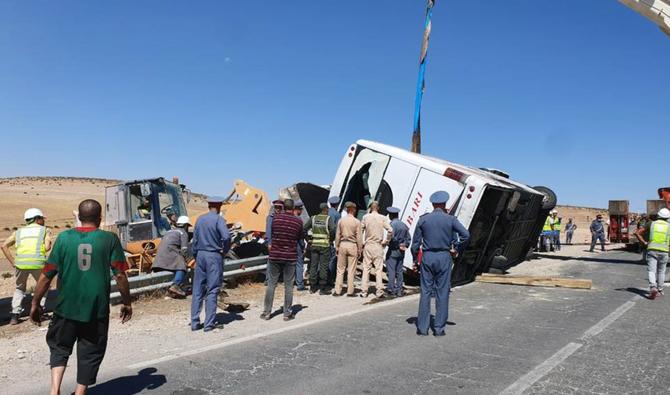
[78,243,93,271]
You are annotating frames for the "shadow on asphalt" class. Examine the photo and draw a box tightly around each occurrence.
[214,311,245,325]
[615,287,652,300]
[533,253,644,266]
[406,316,456,327]
[87,367,166,394]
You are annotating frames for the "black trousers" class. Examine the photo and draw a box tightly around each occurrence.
[46,314,109,385]
[310,246,330,288]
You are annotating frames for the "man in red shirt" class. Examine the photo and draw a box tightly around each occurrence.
[261,199,304,321]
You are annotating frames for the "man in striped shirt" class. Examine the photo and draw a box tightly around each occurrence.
[261,199,304,321]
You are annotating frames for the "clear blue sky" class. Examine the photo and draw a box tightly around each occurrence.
[1,1,668,212]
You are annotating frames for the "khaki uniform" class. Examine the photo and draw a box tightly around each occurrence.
[334,215,363,295]
[361,212,392,296]
[2,229,53,314]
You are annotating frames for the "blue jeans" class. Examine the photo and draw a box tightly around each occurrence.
[173,270,186,285]
[190,251,223,330]
[386,255,404,295]
[647,250,668,290]
[417,251,452,335]
[295,245,305,289]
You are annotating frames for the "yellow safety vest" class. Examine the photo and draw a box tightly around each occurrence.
[311,214,331,248]
[554,218,561,232]
[15,223,47,269]
[543,217,552,232]
[648,220,670,253]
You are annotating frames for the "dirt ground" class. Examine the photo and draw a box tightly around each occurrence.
[0,176,208,274]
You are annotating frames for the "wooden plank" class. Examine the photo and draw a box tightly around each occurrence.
[475,274,592,289]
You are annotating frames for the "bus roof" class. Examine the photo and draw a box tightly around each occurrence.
[356,139,541,195]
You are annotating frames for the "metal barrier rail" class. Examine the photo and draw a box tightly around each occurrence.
[109,255,268,304]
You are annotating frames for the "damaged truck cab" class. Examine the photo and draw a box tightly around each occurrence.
[104,177,190,251]
[330,140,556,285]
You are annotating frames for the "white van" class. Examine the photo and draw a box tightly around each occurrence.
[329,140,556,285]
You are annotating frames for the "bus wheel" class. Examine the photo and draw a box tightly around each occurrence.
[533,186,557,210]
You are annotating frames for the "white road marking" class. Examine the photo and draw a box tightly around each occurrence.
[580,299,636,340]
[501,296,639,394]
[128,294,420,370]
[500,342,583,395]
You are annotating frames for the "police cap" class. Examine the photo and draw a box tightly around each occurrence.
[429,191,450,204]
[294,200,304,209]
[328,196,341,205]
[387,207,400,214]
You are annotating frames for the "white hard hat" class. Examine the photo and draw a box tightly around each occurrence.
[551,209,558,214]
[176,216,191,226]
[658,208,670,219]
[24,208,44,221]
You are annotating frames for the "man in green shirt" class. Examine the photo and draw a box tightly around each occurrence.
[30,199,133,395]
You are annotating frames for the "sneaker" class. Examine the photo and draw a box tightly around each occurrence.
[168,284,186,298]
[359,293,368,298]
[332,292,342,297]
[659,289,665,296]
[283,314,295,322]
[9,314,19,325]
[346,293,357,298]
[650,287,659,300]
[310,287,319,294]
[260,312,271,320]
[191,323,204,331]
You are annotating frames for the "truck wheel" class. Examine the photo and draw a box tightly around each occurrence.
[533,186,557,210]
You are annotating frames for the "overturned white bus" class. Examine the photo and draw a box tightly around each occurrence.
[329,140,556,285]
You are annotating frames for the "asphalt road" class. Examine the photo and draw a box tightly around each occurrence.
[72,249,670,393]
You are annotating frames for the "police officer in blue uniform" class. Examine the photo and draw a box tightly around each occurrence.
[411,191,470,336]
[294,200,307,291]
[190,196,231,332]
[327,196,342,285]
[386,207,411,297]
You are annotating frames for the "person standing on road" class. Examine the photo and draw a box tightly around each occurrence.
[637,214,650,263]
[540,213,555,252]
[386,207,411,297]
[635,208,670,299]
[327,196,342,285]
[589,214,607,252]
[190,197,231,332]
[304,203,335,294]
[1,208,52,325]
[333,202,362,297]
[564,218,577,245]
[261,199,304,321]
[152,216,191,298]
[29,199,132,395]
[265,199,285,284]
[293,200,307,291]
[360,201,393,298]
[552,211,561,251]
[411,191,470,337]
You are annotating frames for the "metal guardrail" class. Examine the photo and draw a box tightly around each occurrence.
[109,255,268,304]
